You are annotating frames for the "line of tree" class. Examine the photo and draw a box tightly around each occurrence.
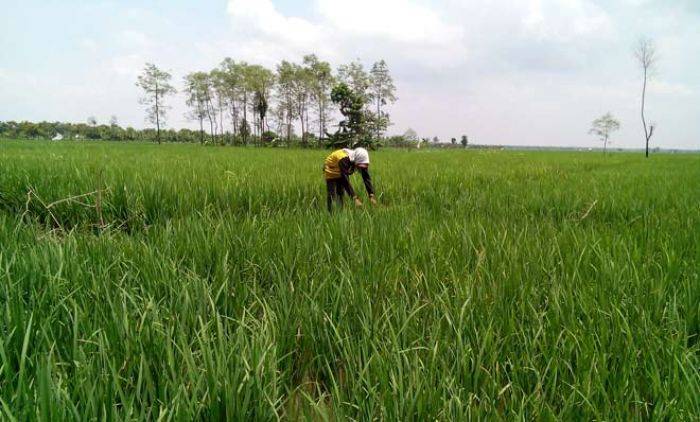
[137,56,397,147]
[0,119,208,143]
[0,119,473,150]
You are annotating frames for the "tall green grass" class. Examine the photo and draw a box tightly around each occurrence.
[0,140,698,420]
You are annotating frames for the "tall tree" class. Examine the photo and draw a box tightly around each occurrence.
[291,64,313,143]
[136,63,176,144]
[329,82,368,147]
[238,62,253,144]
[589,113,621,154]
[247,65,275,140]
[369,60,397,138]
[634,38,657,158]
[210,69,228,140]
[276,61,298,142]
[220,58,243,138]
[304,55,334,141]
[183,72,214,144]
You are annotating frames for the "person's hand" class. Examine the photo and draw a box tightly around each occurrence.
[354,196,363,207]
[369,194,378,205]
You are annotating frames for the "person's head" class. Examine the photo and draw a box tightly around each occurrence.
[353,147,370,169]
[342,148,356,163]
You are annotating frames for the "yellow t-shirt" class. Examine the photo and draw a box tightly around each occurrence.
[324,149,349,180]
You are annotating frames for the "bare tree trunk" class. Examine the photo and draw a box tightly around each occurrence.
[208,99,218,144]
[604,134,608,155]
[155,79,161,144]
[376,93,381,139]
[209,118,215,143]
[319,105,323,140]
[219,99,225,138]
[231,103,238,138]
[228,105,235,144]
[260,110,265,138]
[641,67,649,158]
[242,92,248,144]
[199,118,204,145]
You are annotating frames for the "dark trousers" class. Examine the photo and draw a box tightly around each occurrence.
[326,178,346,212]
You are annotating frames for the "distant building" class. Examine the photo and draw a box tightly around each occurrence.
[51,133,64,141]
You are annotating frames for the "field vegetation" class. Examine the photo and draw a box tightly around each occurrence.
[0,140,698,420]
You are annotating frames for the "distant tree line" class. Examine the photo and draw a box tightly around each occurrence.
[137,56,397,147]
[0,119,472,149]
[0,119,206,143]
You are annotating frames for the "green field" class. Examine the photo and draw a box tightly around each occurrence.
[0,140,698,420]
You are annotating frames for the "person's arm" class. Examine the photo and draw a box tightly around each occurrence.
[358,167,374,196]
[358,166,377,204]
[339,157,361,205]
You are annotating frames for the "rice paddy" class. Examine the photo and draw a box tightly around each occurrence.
[0,140,698,420]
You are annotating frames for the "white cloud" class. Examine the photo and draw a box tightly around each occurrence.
[118,30,153,49]
[110,54,147,77]
[225,0,465,66]
[649,80,695,96]
[522,0,613,41]
[227,0,322,46]
[80,38,99,53]
[316,0,463,44]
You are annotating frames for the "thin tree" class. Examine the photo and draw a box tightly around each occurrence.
[589,113,621,154]
[183,72,209,144]
[201,74,217,143]
[369,60,397,138]
[292,64,312,143]
[237,62,253,144]
[136,63,176,144]
[303,55,334,141]
[276,61,298,142]
[634,38,657,158]
[210,69,228,140]
[219,58,241,139]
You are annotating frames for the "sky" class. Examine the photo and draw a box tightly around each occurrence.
[0,0,698,149]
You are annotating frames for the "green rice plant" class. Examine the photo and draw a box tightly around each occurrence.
[0,139,698,420]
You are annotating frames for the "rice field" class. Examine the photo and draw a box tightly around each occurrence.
[0,139,698,420]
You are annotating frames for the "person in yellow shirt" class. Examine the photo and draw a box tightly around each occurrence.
[323,147,376,212]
